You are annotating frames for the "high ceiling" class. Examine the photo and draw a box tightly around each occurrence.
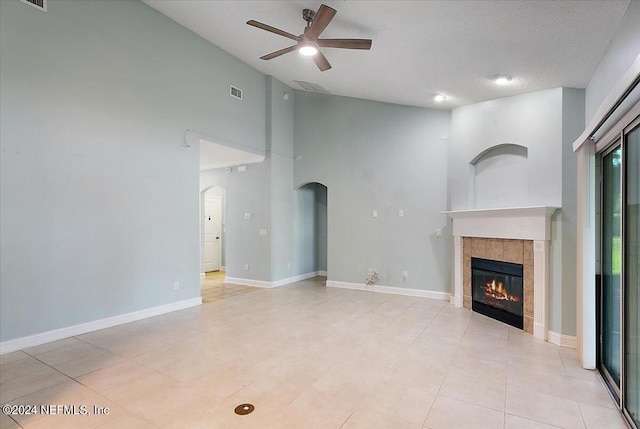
[143,0,630,109]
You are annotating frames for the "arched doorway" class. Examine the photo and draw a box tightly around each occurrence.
[295,182,328,279]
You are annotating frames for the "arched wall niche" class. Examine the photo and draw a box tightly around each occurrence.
[469,143,529,209]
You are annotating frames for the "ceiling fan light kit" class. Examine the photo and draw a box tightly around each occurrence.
[247,4,372,71]
[298,42,318,57]
[492,74,513,85]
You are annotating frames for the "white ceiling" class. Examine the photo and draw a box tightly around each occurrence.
[144,0,630,109]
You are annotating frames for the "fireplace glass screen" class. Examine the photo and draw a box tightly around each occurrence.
[471,258,524,329]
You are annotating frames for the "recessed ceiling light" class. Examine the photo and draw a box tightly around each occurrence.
[492,74,513,85]
[299,43,318,57]
[434,94,447,102]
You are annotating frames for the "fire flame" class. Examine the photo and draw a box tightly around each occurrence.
[484,279,520,302]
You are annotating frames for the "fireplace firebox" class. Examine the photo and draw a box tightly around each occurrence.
[471,257,523,329]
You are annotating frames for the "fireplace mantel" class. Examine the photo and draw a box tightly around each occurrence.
[442,206,559,241]
[444,206,560,341]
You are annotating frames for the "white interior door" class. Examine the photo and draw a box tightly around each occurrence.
[203,195,221,272]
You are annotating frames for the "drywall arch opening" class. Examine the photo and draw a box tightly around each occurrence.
[294,182,328,279]
[469,143,529,208]
[200,186,226,277]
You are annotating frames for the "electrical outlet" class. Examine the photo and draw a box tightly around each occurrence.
[244,264,249,271]
[244,212,251,220]
[402,271,408,279]
[399,209,404,217]
[436,228,442,237]
[173,281,180,290]
[287,262,291,269]
[372,210,378,218]
[368,268,373,275]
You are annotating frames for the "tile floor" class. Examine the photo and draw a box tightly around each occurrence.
[200,271,259,304]
[0,277,630,429]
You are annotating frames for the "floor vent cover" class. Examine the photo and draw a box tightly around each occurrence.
[234,404,255,415]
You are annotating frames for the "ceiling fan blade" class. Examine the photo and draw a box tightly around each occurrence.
[313,51,332,72]
[317,39,372,50]
[306,4,336,40]
[247,20,301,42]
[260,45,299,60]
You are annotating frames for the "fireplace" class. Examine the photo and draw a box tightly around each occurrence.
[471,257,523,329]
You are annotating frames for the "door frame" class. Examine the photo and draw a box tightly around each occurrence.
[597,112,640,428]
[200,186,225,276]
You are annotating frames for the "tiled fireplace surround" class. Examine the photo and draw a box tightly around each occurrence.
[445,207,559,341]
[462,237,534,334]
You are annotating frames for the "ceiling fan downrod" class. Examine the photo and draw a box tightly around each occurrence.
[302,8,315,26]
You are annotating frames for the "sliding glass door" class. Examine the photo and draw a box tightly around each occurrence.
[600,117,640,428]
[601,143,622,394]
[624,123,639,427]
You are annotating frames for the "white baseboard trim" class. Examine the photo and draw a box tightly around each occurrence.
[326,280,450,301]
[450,294,462,307]
[200,272,206,278]
[225,271,322,288]
[0,297,202,355]
[224,277,274,288]
[547,330,577,349]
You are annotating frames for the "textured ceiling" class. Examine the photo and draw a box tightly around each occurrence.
[143,0,630,109]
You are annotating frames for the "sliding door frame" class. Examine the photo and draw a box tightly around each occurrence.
[597,111,640,429]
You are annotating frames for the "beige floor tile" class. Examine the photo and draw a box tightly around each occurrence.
[578,402,628,429]
[75,360,158,392]
[101,372,174,406]
[383,360,447,392]
[506,384,585,429]
[95,413,159,428]
[0,414,20,429]
[3,380,90,426]
[0,361,69,403]
[272,388,360,429]
[52,351,125,378]
[23,338,85,357]
[1,277,623,429]
[504,414,564,429]
[31,342,106,366]
[561,358,599,381]
[424,396,504,429]
[0,351,32,365]
[362,380,436,425]
[569,376,617,409]
[439,370,506,411]
[449,353,508,384]
[507,365,574,400]
[342,407,422,429]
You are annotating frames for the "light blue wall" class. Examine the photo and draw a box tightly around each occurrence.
[585,0,640,123]
[561,88,586,336]
[200,162,271,281]
[268,77,297,281]
[0,0,267,342]
[294,92,451,291]
[450,87,585,336]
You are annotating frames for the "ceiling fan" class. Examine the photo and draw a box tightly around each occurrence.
[247,4,372,72]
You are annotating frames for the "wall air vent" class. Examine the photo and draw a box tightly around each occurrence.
[294,81,329,93]
[19,0,47,12]
[230,85,243,100]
